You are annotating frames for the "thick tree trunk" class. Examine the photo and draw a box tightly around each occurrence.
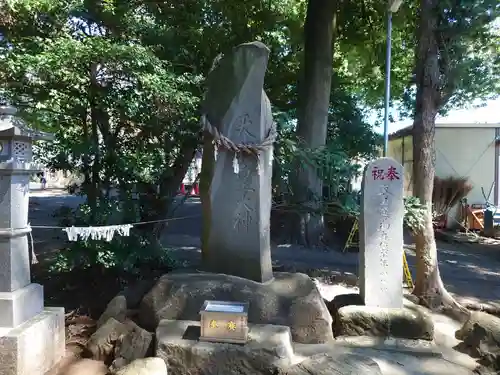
[412,0,468,320]
[294,0,337,246]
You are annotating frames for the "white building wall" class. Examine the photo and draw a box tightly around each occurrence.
[387,135,413,196]
[388,124,498,228]
[434,127,496,226]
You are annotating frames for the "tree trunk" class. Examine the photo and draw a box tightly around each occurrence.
[81,109,92,202]
[88,63,102,224]
[152,135,199,238]
[293,0,337,246]
[412,0,468,320]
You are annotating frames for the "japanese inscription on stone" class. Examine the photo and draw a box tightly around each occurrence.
[359,157,404,308]
[202,41,274,283]
[371,165,400,181]
[232,114,257,232]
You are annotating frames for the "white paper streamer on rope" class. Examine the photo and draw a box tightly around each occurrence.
[232,154,240,174]
[63,224,133,242]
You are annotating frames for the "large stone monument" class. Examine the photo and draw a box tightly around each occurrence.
[201,41,275,283]
[359,157,404,308]
[0,106,65,375]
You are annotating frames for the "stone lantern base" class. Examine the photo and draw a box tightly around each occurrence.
[0,307,65,375]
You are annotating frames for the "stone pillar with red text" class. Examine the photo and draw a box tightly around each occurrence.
[359,157,404,308]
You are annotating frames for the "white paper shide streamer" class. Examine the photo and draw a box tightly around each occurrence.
[63,224,133,242]
[233,154,240,174]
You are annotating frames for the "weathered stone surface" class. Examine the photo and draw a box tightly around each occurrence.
[334,304,434,340]
[334,336,442,357]
[113,358,168,375]
[456,312,500,343]
[60,359,109,375]
[139,272,333,344]
[455,311,500,371]
[328,293,434,341]
[285,353,382,375]
[156,319,294,375]
[327,293,364,333]
[87,318,130,363]
[0,307,65,375]
[326,293,363,316]
[202,41,275,283]
[359,157,404,308]
[97,295,128,328]
[111,321,153,370]
[473,365,497,375]
[97,280,155,328]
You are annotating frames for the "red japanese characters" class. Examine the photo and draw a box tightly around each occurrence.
[371,166,400,181]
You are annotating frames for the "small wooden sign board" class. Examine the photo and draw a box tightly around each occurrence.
[199,300,249,344]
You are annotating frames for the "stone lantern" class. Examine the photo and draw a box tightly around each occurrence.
[0,106,64,375]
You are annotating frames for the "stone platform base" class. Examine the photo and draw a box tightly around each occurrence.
[156,319,295,375]
[156,320,386,375]
[139,272,333,344]
[0,307,65,375]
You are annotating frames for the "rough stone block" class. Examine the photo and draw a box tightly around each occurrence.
[0,283,43,327]
[0,235,30,293]
[112,321,153,369]
[455,311,500,371]
[334,304,434,340]
[0,307,65,375]
[139,272,333,344]
[86,317,130,362]
[97,280,155,329]
[156,319,294,375]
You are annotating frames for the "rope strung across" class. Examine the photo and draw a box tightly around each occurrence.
[27,214,203,230]
[202,115,276,157]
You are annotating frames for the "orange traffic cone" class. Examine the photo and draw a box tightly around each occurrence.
[180,184,186,195]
